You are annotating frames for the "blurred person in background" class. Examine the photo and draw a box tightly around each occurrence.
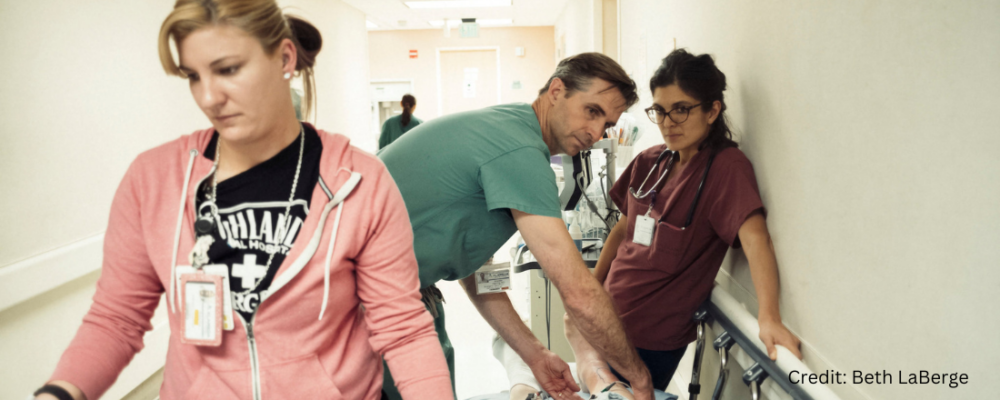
[379,94,421,150]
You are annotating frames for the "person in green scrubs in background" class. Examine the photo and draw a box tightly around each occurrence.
[379,53,657,400]
[379,94,421,150]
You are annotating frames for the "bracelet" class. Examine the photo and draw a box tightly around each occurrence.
[33,385,74,400]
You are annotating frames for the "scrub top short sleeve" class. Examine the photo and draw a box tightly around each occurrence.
[480,147,562,218]
[706,154,765,247]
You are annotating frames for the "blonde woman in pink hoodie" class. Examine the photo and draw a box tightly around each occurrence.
[32,2,452,400]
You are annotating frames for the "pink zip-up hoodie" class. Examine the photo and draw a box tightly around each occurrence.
[50,126,453,400]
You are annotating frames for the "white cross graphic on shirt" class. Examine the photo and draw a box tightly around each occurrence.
[232,254,268,289]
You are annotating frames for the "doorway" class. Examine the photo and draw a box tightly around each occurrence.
[436,47,501,117]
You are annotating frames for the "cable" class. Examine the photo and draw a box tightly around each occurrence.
[544,276,551,350]
[577,174,612,231]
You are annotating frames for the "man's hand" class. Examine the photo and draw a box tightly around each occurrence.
[457,275,583,398]
[759,318,802,360]
[628,374,655,400]
[523,349,582,398]
[511,210,652,399]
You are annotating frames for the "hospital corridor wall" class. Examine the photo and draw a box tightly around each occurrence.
[555,0,999,399]
[0,0,371,398]
[368,26,556,121]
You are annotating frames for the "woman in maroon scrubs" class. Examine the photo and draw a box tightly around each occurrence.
[565,49,802,395]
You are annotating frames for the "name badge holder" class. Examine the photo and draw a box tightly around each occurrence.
[475,262,512,294]
[180,272,224,347]
[633,191,657,247]
[176,265,235,331]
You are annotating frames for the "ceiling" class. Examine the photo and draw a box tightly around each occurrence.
[341,0,571,31]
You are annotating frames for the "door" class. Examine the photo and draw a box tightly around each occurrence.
[438,49,499,116]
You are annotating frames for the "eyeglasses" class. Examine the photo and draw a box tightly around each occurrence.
[644,103,703,125]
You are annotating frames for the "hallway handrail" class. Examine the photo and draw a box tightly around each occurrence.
[703,285,841,400]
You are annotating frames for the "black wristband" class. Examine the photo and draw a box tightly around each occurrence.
[33,385,74,400]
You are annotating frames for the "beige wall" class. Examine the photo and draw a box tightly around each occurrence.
[611,0,1000,399]
[601,0,619,61]
[368,26,556,120]
[0,0,370,398]
[554,0,600,57]
[286,0,373,152]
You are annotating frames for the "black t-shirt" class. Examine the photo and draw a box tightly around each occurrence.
[196,125,326,322]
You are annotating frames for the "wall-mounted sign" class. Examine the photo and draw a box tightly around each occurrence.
[409,49,418,59]
[460,20,479,38]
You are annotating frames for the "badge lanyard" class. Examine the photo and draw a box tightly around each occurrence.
[630,150,717,246]
[181,124,305,346]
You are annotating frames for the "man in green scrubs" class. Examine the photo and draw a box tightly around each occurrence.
[379,53,654,400]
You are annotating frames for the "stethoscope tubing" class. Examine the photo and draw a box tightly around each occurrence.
[629,148,717,228]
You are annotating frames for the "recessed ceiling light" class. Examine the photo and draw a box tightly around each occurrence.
[405,0,511,9]
[366,20,378,29]
[428,18,513,27]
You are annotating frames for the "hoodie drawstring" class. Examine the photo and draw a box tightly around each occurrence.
[319,202,345,320]
[317,171,361,320]
[169,149,199,313]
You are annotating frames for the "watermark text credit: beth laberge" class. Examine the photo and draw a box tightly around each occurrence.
[789,370,969,388]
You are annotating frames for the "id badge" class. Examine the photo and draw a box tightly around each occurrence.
[475,262,511,294]
[633,215,655,246]
[176,265,234,330]
[180,273,224,347]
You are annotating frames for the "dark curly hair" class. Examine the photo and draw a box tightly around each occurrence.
[650,49,737,151]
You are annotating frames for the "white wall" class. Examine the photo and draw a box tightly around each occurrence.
[554,0,599,57]
[368,27,556,120]
[0,0,370,398]
[616,1,1000,399]
[284,0,373,152]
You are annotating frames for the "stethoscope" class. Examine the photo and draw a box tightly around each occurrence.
[629,148,717,229]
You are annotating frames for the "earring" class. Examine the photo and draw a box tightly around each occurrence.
[283,72,292,80]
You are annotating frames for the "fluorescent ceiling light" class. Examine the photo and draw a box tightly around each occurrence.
[428,18,513,27]
[366,20,378,29]
[405,0,511,9]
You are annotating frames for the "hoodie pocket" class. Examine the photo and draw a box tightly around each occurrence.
[183,366,242,400]
[264,354,347,399]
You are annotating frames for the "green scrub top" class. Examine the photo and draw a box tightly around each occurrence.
[378,114,422,150]
[379,103,562,287]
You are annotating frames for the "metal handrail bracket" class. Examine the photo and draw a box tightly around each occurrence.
[705,285,842,400]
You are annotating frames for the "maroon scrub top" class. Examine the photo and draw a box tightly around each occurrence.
[606,145,764,350]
